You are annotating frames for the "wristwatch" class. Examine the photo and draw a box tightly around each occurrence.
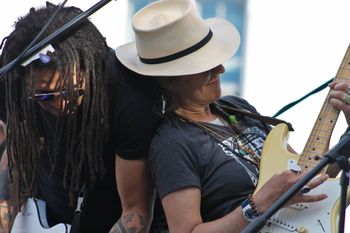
[241,198,258,222]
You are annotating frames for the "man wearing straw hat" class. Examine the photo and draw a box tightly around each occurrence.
[115,0,350,232]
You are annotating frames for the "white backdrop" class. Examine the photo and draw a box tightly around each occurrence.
[1,0,349,230]
[245,0,350,153]
[245,1,350,230]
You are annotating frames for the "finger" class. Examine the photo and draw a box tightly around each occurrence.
[299,193,328,203]
[329,92,350,112]
[300,185,311,194]
[329,89,347,101]
[329,81,350,91]
[306,174,329,190]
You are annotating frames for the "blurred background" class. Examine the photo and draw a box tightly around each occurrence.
[1,0,350,230]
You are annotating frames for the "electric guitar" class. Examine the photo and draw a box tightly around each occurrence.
[255,44,350,233]
[11,198,71,233]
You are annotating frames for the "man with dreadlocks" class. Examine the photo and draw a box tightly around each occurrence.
[0,2,160,233]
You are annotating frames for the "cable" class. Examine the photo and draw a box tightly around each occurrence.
[0,0,68,79]
[0,0,113,80]
[273,78,334,117]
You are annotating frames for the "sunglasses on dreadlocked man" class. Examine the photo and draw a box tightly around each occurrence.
[28,88,85,102]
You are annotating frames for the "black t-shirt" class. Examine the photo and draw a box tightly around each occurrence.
[149,96,270,222]
[0,51,159,232]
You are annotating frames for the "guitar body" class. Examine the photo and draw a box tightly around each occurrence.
[11,198,71,233]
[256,123,299,189]
[255,123,350,233]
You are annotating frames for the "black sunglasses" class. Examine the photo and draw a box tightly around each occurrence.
[28,88,85,102]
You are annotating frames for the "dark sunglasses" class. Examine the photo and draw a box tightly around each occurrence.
[28,88,85,102]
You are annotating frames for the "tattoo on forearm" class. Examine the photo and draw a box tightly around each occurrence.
[109,213,147,233]
[2,213,9,221]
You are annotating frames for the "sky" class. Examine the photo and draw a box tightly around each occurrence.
[245,0,350,154]
[1,0,349,230]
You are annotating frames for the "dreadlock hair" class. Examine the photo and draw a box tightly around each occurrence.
[0,2,110,205]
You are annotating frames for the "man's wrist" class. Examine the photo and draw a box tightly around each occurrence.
[241,194,261,222]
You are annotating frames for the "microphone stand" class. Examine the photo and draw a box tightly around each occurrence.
[336,152,350,233]
[0,0,113,79]
[242,133,350,233]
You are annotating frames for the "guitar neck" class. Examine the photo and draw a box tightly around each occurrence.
[299,44,350,173]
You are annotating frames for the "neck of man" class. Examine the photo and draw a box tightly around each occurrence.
[175,104,217,122]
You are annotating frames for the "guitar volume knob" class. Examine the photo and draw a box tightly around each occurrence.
[297,226,309,233]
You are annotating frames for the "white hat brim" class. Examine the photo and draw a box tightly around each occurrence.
[115,18,240,77]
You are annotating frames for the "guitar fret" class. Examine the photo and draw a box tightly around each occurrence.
[334,77,350,81]
[338,66,350,71]
[303,144,330,152]
[313,121,336,127]
[308,129,333,136]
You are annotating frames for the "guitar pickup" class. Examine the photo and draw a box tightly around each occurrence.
[267,217,297,232]
[288,203,309,210]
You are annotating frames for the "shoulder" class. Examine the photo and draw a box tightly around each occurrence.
[152,116,200,146]
[218,95,259,113]
[148,118,202,199]
[149,117,203,164]
[111,54,156,108]
[106,49,156,116]
[108,50,159,159]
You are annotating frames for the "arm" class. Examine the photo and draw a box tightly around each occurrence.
[162,187,247,233]
[109,156,155,233]
[162,171,329,233]
[0,135,10,233]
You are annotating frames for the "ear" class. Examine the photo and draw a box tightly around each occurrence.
[46,1,57,8]
[158,77,178,92]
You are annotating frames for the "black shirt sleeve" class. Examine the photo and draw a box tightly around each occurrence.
[0,80,6,122]
[111,58,159,160]
[149,120,202,200]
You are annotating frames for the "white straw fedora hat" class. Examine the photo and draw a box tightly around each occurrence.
[115,0,240,77]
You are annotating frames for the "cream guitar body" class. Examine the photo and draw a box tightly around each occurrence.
[255,124,350,233]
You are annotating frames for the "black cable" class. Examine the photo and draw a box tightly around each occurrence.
[273,78,334,117]
[0,0,68,80]
[0,0,113,80]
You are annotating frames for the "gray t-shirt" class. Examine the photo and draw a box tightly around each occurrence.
[149,96,270,222]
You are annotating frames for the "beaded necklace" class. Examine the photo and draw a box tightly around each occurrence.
[174,104,261,167]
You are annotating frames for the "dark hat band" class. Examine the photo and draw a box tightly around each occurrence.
[139,29,213,64]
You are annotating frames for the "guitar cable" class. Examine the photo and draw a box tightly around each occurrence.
[273,78,334,117]
[0,0,69,80]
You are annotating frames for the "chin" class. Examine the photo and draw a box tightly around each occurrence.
[216,88,222,98]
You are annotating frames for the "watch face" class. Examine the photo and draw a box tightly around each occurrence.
[245,208,254,219]
[242,199,255,221]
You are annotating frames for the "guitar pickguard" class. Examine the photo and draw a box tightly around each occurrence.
[11,198,71,233]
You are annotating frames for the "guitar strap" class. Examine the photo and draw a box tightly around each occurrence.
[70,184,85,233]
[216,99,294,131]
